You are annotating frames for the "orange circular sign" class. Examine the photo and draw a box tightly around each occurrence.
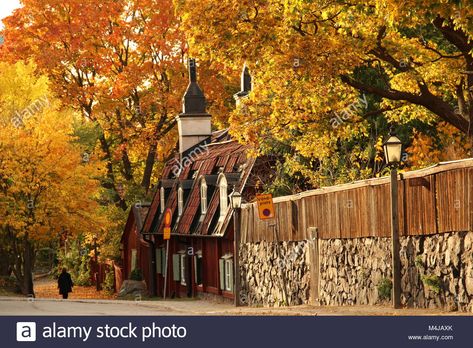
[164,208,172,227]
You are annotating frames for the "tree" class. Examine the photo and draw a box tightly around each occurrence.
[2,0,234,209]
[0,61,108,295]
[177,0,472,188]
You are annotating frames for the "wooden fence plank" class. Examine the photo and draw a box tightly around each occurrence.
[241,161,473,242]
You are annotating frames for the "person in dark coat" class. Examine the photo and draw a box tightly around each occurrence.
[58,268,73,299]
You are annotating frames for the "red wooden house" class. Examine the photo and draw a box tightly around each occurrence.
[121,60,262,300]
[120,204,151,283]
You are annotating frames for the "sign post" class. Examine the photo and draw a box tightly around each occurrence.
[163,208,172,300]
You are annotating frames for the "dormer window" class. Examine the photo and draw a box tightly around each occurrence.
[200,178,207,214]
[160,186,165,214]
[217,174,228,221]
[178,187,184,217]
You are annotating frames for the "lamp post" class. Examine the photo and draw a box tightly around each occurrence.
[230,190,242,307]
[383,131,403,309]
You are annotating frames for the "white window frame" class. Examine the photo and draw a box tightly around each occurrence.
[160,186,165,214]
[224,258,233,291]
[218,175,228,221]
[180,253,187,286]
[178,187,184,217]
[200,178,207,214]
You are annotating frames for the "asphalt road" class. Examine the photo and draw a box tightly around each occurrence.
[0,297,235,316]
[1,296,468,316]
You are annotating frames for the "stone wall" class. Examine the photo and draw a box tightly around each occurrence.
[319,231,473,312]
[319,237,392,306]
[239,241,310,307]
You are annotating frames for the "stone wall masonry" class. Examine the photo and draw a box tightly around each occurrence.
[319,237,392,306]
[239,241,310,307]
[319,231,473,312]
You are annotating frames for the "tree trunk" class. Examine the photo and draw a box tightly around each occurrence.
[98,132,128,210]
[18,235,35,297]
[141,141,157,193]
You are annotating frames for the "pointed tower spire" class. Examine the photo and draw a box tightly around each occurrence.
[234,63,252,103]
[176,58,212,155]
[189,58,197,82]
[182,58,206,114]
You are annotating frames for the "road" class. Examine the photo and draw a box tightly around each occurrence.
[0,297,469,316]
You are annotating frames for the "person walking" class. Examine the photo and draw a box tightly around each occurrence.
[58,268,73,299]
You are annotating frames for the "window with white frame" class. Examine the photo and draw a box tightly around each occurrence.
[218,175,228,221]
[178,187,184,217]
[219,255,233,292]
[160,186,165,214]
[200,178,207,214]
[224,259,233,291]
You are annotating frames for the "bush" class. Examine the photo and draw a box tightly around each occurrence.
[102,268,115,295]
[75,255,91,286]
[377,277,392,301]
[421,274,442,294]
[130,268,143,281]
[414,255,424,269]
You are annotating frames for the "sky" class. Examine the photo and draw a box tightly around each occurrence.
[0,0,22,28]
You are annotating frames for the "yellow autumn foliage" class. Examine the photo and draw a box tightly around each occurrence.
[0,61,109,242]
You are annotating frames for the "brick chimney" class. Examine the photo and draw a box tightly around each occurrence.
[176,58,211,155]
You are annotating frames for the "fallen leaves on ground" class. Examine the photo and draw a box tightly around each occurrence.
[34,279,117,300]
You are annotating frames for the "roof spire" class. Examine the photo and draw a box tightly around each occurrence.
[176,59,212,155]
[241,63,251,93]
[182,58,206,114]
[234,63,252,101]
[189,58,197,83]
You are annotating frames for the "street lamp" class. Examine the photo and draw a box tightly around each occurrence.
[230,189,242,307]
[383,130,402,309]
[383,133,403,165]
[230,190,242,209]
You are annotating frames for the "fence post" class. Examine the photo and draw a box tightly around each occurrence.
[308,227,319,305]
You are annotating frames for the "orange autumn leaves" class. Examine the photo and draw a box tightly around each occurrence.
[407,123,472,169]
[1,0,234,201]
[34,279,117,300]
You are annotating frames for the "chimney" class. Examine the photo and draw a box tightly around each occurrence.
[233,63,252,105]
[176,58,212,155]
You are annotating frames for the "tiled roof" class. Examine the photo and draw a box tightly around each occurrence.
[142,130,255,237]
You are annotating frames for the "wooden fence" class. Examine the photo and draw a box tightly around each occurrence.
[240,159,473,242]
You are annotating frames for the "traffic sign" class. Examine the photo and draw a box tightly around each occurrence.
[256,194,275,220]
[163,208,172,240]
[163,227,171,240]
